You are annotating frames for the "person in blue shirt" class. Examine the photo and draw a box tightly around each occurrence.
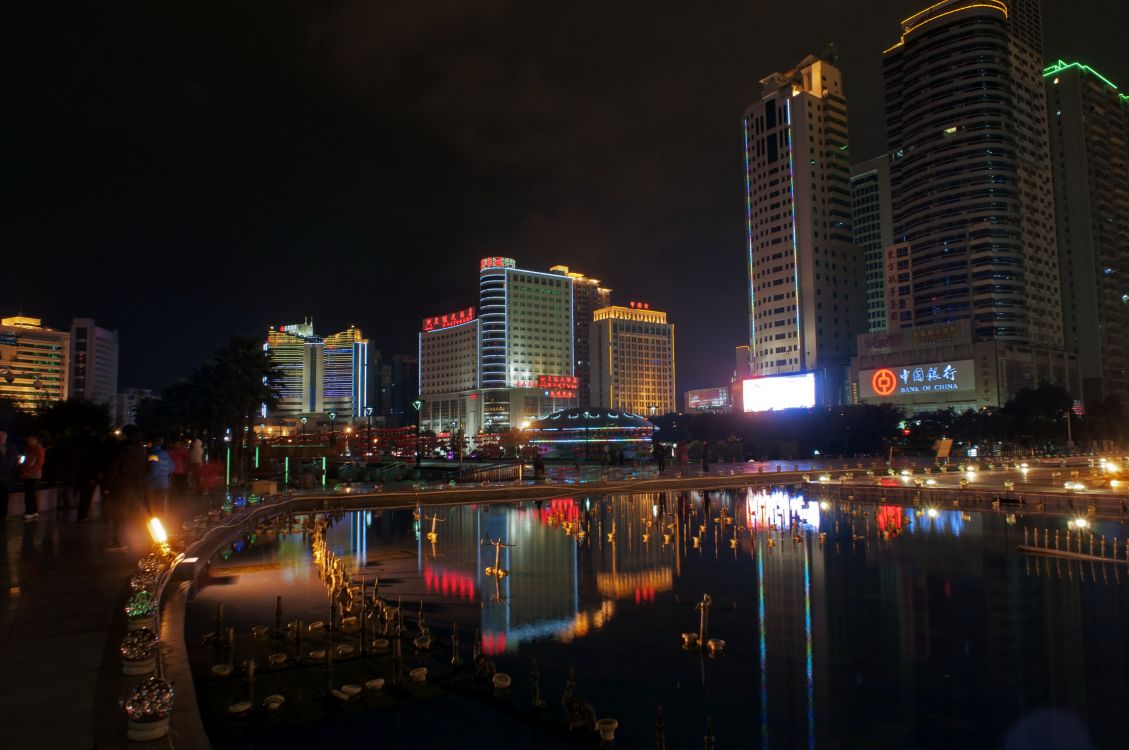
[145,435,172,516]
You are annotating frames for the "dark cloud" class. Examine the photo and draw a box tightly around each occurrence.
[2,1,1125,397]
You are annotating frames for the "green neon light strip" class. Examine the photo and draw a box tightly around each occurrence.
[284,456,289,485]
[322,456,327,487]
[1043,59,1119,90]
[225,446,231,487]
[254,446,260,468]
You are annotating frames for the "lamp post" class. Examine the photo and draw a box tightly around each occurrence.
[412,399,423,469]
[300,415,308,444]
[328,411,337,452]
[365,406,374,457]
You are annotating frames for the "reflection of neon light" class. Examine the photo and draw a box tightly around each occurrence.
[804,544,814,748]
[757,544,768,749]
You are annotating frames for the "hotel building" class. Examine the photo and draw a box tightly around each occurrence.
[478,257,577,429]
[264,320,369,420]
[743,53,865,404]
[590,302,676,416]
[0,315,69,410]
[418,308,481,438]
[1045,59,1129,402]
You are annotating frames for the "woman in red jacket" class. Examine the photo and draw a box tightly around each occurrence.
[20,434,46,520]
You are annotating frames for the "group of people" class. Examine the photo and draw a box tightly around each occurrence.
[1,426,206,549]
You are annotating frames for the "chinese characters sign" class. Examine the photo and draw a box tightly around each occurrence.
[422,307,475,332]
[859,359,974,400]
[537,375,578,390]
[479,257,516,271]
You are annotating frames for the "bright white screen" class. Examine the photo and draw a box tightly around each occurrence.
[742,373,816,412]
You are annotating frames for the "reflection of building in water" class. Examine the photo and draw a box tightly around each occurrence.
[754,491,830,750]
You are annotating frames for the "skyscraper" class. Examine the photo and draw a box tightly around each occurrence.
[743,53,864,404]
[0,316,69,410]
[883,0,1062,347]
[590,302,676,416]
[1045,60,1129,402]
[418,308,480,436]
[265,320,369,419]
[849,156,893,333]
[550,265,611,409]
[478,257,576,429]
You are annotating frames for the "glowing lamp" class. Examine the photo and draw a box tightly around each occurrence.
[148,517,169,546]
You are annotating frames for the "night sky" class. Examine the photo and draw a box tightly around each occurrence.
[3,1,1126,395]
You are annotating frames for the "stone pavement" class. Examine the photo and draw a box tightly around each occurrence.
[0,493,218,750]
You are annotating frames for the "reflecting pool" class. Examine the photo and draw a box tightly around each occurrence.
[187,488,1129,749]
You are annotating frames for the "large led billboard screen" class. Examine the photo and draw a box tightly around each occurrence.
[742,373,816,412]
[687,387,730,411]
[858,359,975,401]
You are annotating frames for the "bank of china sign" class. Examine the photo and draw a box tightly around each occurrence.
[860,359,974,399]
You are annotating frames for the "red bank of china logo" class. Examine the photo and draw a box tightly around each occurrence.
[872,368,898,397]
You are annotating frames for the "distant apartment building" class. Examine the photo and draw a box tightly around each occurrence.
[115,387,158,427]
[69,318,118,407]
[550,265,611,409]
[590,302,676,416]
[1045,60,1129,402]
[264,319,369,420]
[849,156,893,333]
[0,315,69,410]
[743,53,864,405]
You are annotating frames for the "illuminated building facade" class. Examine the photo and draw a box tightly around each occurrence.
[590,303,676,416]
[478,257,577,429]
[1045,60,1129,402]
[418,310,481,438]
[0,315,69,410]
[743,54,864,404]
[265,319,369,420]
[550,265,611,409]
[883,0,1062,348]
[69,318,118,406]
[849,156,893,334]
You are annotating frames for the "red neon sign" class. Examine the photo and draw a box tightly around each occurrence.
[422,307,475,332]
[479,257,515,271]
[628,301,651,310]
[871,368,897,397]
[538,375,578,389]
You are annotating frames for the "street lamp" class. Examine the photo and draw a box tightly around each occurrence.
[300,415,308,444]
[412,399,424,469]
[365,406,374,456]
[328,411,337,450]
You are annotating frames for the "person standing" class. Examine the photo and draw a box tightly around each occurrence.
[652,438,666,474]
[168,439,189,496]
[104,425,147,550]
[19,434,46,520]
[145,435,172,515]
[0,431,19,517]
[188,438,204,490]
[72,427,102,521]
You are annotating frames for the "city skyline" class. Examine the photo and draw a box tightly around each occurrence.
[2,1,1127,396]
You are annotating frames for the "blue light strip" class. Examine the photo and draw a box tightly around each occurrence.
[785,99,802,365]
[758,543,768,748]
[804,539,814,748]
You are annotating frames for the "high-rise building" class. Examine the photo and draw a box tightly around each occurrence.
[264,320,369,420]
[849,156,893,333]
[590,302,676,416]
[115,387,158,427]
[550,265,611,409]
[1045,60,1129,402]
[743,53,864,403]
[418,307,481,436]
[387,353,419,425]
[478,257,576,429]
[69,318,118,407]
[0,315,69,410]
[883,0,1062,347]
